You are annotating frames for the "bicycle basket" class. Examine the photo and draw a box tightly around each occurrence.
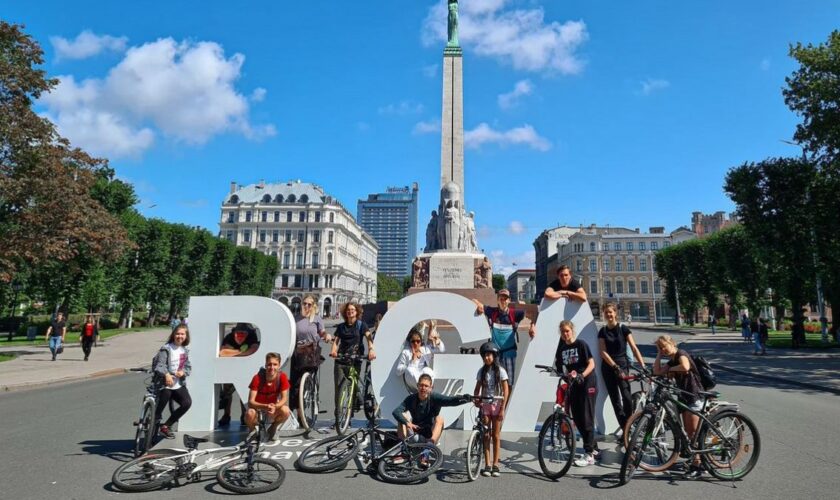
[294,341,322,369]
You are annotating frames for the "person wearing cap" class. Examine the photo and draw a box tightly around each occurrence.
[544,265,588,302]
[392,372,470,445]
[473,289,534,389]
[218,323,261,427]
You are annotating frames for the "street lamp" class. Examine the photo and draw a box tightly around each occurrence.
[649,250,657,324]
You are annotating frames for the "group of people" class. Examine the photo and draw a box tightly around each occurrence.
[740,314,770,355]
[45,312,100,362]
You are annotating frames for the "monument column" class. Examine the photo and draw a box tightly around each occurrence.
[440,0,464,208]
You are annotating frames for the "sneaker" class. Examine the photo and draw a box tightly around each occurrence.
[491,465,501,477]
[684,465,704,480]
[592,449,602,461]
[574,453,595,467]
[159,424,175,439]
[218,415,231,427]
[266,422,279,441]
[614,428,624,440]
[481,467,492,477]
[84,356,89,361]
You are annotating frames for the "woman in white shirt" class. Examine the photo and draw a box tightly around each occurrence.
[396,321,445,392]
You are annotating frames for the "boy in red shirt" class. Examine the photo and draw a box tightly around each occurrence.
[245,352,291,439]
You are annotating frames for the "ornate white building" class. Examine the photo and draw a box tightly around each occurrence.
[219,180,378,316]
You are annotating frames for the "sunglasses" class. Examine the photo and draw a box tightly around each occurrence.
[303,302,314,307]
[410,339,422,344]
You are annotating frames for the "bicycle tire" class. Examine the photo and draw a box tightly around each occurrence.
[465,429,483,481]
[701,411,761,480]
[362,372,379,422]
[217,457,286,494]
[133,399,155,458]
[623,410,680,472]
[298,371,317,431]
[377,442,443,484]
[112,449,182,492]
[620,413,651,485]
[297,434,360,472]
[537,413,575,479]
[335,379,354,435]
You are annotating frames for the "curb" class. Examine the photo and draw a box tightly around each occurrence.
[1,366,144,394]
[710,362,840,396]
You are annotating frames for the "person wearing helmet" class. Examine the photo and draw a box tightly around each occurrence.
[473,341,510,477]
[472,289,534,390]
[392,372,470,444]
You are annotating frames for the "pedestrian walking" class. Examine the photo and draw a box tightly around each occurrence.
[79,315,99,361]
[45,311,66,361]
[741,313,751,343]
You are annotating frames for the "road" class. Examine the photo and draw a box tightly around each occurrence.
[1,328,837,499]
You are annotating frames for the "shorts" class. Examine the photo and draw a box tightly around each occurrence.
[499,355,516,387]
[686,398,706,412]
[481,401,502,417]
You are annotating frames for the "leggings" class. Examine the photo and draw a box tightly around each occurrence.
[81,338,94,358]
[156,386,192,427]
[601,361,632,429]
[569,381,598,453]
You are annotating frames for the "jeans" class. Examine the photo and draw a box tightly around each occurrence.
[49,336,62,358]
[754,332,763,353]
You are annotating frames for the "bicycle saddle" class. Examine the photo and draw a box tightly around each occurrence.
[183,435,209,450]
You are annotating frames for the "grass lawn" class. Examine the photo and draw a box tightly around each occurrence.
[766,330,839,349]
[0,327,161,347]
[0,353,15,362]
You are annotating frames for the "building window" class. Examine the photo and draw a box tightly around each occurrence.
[589,259,597,272]
[613,242,621,251]
[245,211,252,222]
[312,253,319,268]
[312,230,320,243]
[293,275,302,288]
[604,258,611,272]
[243,230,251,242]
[663,241,671,248]
[270,251,277,257]
[227,212,235,223]
[281,275,289,288]
[589,242,596,252]
[259,230,266,243]
[626,241,633,251]
[640,258,648,272]
[297,230,305,242]
[329,212,335,223]
[604,279,612,295]
[272,230,279,243]
[639,241,646,251]
[328,231,334,244]
[576,259,582,272]
[627,258,635,272]
[651,241,659,250]
[654,280,662,294]
[327,253,333,268]
[315,212,322,222]
[274,211,280,222]
[641,280,649,294]
[286,211,293,222]
[283,252,291,269]
[296,252,303,269]
[312,275,320,288]
[616,280,624,294]
[261,211,267,222]
[615,258,623,272]
[590,279,598,295]
[284,230,292,243]
[628,280,636,294]
[602,243,608,251]
[299,211,305,222]
[226,230,234,242]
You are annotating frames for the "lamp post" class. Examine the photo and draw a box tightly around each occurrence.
[649,250,657,324]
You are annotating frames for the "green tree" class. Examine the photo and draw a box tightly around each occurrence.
[492,274,505,292]
[204,239,235,295]
[705,226,768,320]
[377,273,403,302]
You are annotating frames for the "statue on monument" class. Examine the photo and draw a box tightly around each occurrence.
[411,256,429,288]
[424,210,439,252]
[447,0,459,48]
[439,182,462,251]
[466,211,477,252]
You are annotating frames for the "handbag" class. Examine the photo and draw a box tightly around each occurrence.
[294,341,321,369]
[57,344,64,354]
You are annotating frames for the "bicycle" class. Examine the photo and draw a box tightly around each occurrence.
[296,397,452,484]
[295,339,325,432]
[113,412,286,494]
[464,394,504,481]
[619,374,760,485]
[534,365,576,479]
[333,352,377,435]
[129,368,160,458]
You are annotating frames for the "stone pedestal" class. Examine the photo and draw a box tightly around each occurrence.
[427,252,478,289]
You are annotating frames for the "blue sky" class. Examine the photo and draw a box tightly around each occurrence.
[4,0,839,275]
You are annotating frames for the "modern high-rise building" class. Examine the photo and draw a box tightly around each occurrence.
[357,183,419,278]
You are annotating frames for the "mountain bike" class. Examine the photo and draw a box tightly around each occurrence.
[297,397,454,484]
[113,412,285,494]
[620,375,760,485]
[464,394,504,481]
[129,368,160,457]
[334,353,377,434]
[534,364,576,479]
[295,339,325,432]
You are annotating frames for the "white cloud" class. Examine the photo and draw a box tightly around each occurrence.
[250,87,267,102]
[760,58,771,71]
[464,122,551,151]
[412,119,441,135]
[50,30,128,60]
[422,63,439,78]
[639,78,670,96]
[498,79,533,109]
[39,38,275,159]
[508,221,525,235]
[422,1,588,74]
[378,100,425,115]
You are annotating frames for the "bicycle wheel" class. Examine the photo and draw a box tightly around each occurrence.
[217,457,286,494]
[465,429,483,481]
[112,449,182,492]
[362,373,379,422]
[537,413,575,479]
[297,434,360,472]
[623,410,680,472]
[377,442,443,484]
[335,379,354,435]
[701,411,760,480]
[133,400,155,458]
[298,371,317,431]
[620,413,651,485]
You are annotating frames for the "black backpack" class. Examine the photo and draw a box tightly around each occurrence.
[692,355,717,390]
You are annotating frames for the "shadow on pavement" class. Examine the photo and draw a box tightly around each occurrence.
[77,439,137,462]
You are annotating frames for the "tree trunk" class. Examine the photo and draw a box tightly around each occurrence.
[118,303,131,328]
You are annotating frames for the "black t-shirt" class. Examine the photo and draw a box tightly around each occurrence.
[555,339,594,379]
[221,330,259,352]
[667,349,702,404]
[598,324,631,365]
[49,320,65,337]
[335,320,369,360]
[548,278,583,293]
